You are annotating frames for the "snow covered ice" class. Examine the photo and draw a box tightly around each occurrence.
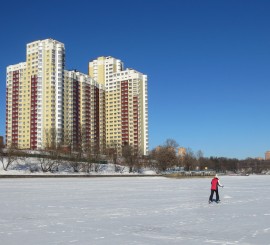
[0,175,269,245]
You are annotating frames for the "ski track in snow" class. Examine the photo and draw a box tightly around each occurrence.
[0,175,269,244]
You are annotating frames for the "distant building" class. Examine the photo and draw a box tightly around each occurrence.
[178,147,186,157]
[255,157,264,161]
[155,146,176,153]
[155,146,161,152]
[265,151,270,160]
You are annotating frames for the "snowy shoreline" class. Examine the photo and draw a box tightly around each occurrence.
[0,174,162,178]
[0,173,263,178]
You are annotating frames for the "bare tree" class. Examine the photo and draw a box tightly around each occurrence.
[38,156,58,173]
[164,139,179,149]
[45,128,57,150]
[106,141,119,172]
[196,150,204,170]
[67,152,83,172]
[182,148,197,171]
[64,123,84,173]
[62,129,72,156]
[140,155,151,168]
[0,145,18,171]
[122,144,139,173]
[83,145,94,173]
[92,141,102,165]
[49,149,64,172]
[151,145,178,172]
[44,128,66,172]
[69,161,83,172]
[82,139,101,173]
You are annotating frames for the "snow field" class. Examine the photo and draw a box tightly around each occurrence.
[0,175,269,244]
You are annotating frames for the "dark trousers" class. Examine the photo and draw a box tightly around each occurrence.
[209,189,219,202]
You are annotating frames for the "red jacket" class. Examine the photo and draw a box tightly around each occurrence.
[211,177,219,190]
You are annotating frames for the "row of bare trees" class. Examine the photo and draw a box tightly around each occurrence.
[149,139,203,172]
[149,139,270,174]
[0,136,142,173]
[0,146,18,171]
[2,136,270,174]
[0,145,107,173]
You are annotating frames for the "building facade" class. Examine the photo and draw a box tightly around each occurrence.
[265,151,270,161]
[6,40,148,156]
[89,57,149,155]
[6,62,27,148]
[6,39,65,149]
[63,70,105,152]
[178,147,186,157]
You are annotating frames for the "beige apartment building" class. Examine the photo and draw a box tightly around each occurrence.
[6,62,27,148]
[178,147,186,157]
[265,151,270,160]
[63,70,105,151]
[6,39,65,149]
[6,40,149,156]
[89,57,149,155]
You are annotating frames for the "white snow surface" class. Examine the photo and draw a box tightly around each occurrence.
[0,175,269,245]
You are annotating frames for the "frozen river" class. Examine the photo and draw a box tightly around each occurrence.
[0,175,269,245]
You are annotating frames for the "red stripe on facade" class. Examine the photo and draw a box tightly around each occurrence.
[30,75,38,149]
[11,71,20,147]
[5,83,9,147]
[94,87,100,148]
[72,79,80,149]
[84,84,91,146]
[121,81,129,145]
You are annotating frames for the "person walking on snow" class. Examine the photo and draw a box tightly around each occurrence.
[209,174,224,203]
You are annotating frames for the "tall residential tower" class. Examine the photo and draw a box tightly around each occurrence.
[6,40,149,156]
[89,56,149,155]
[6,39,65,149]
[63,70,105,151]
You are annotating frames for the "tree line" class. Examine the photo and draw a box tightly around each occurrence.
[1,138,270,174]
[149,139,270,174]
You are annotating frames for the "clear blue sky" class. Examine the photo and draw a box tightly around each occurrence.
[1,0,270,159]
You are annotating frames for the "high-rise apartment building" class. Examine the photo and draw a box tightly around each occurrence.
[6,40,149,156]
[89,56,123,85]
[89,57,149,155]
[63,70,105,151]
[6,39,65,149]
[6,62,27,148]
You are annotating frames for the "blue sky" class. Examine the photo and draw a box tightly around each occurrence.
[1,0,270,159]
